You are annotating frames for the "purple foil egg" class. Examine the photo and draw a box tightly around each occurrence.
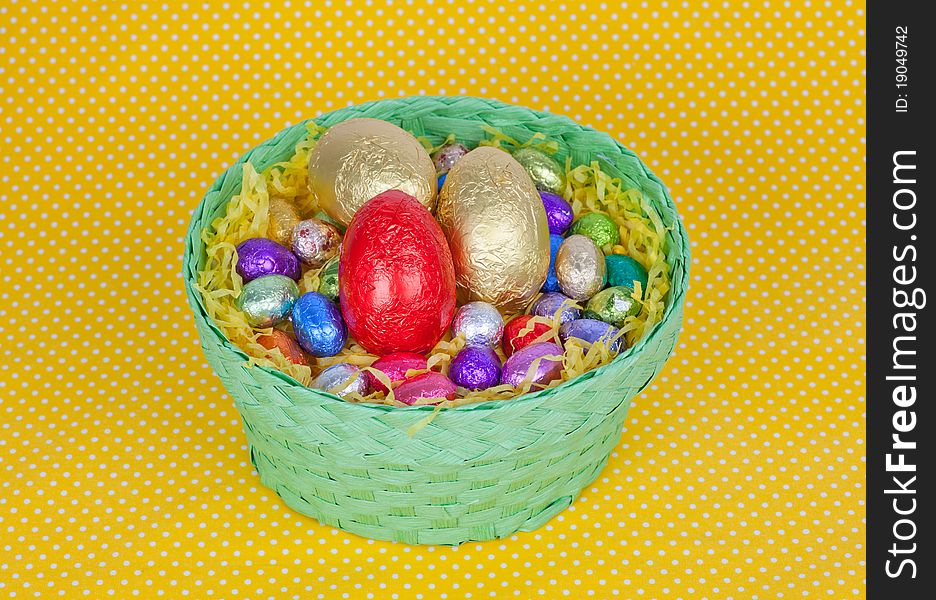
[449,346,501,391]
[540,192,574,235]
[394,372,457,406]
[236,238,301,282]
[500,341,564,389]
[559,318,624,353]
[531,292,581,325]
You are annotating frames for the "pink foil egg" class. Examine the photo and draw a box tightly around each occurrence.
[367,352,429,394]
[394,372,457,406]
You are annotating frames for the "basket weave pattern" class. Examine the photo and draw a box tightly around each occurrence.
[183,96,690,545]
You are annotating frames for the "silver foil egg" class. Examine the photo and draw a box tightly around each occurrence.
[312,363,372,397]
[555,234,607,301]
[235,274,300,328]
[451,301,505,348]
[291,218,342,268]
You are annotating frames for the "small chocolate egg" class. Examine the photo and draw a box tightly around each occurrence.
[308,118,437,227]
[291,291,347,357]
[559,319,623,353]
[312,363,371,397]
[583,286,641,327]
[502,314,553,357]
[449,346,501,391]
[236,238,301,282]
[432,142,469,174]
[606,254,649,294]
[291,218,341,268]
[512,147,566,194]
[570,213,621,248]
[542,233,564,293]
[316,255,340,301]
[555,234,607,301]
[367,351,428,394]
[451,301,505,348]
[500,341,564,389]
[236,275,300,328]
[531,292,581,325]
[394,372,457,405]
[268,198,302,246]
[540,192,574,235]
[258,329,308,365]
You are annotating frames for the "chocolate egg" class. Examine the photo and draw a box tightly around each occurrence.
[291,218,341,268]
[432,142,469,174]
[540,192,574,235]
[583,286,641,327]
[367,351,428,394]
[449,346,501,391]
[559,318,623,353]
[394,372,457,405]
[312,363,371,397]
[570,213,621,248]
[555,234,607,301]
[339,190,457,355]
[236,238,301,282]
[531,292,581,325]
[291,291,347,357]
[500,341,564,389]
[437,146,550,312]
[606,254,649,294]
[502,314,553,357]
[316,255,340,301]
[542,233,564,293]
[512,147,566,194]
[236,275,300,328]
[268,198,301,246]
[451,301,505,348]
[308,118,437,227]
[258,329,308,365]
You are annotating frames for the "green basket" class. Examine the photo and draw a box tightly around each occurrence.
[182,96,690,545]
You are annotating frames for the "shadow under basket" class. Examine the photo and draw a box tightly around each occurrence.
[182,96,690,546]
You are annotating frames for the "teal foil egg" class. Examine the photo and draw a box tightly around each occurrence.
[605,254,649,294]
[236,274,300,328]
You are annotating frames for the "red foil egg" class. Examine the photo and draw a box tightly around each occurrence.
[339,190,457,355]
[502,314,553,357]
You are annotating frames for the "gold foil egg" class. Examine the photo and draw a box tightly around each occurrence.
[307,118,437,227]
[267,198,301,246]
[512,147,566,194]
[437,146,550,313]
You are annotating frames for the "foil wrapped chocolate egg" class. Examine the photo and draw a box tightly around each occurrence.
[268,198,302,246]
[570,213,621,248]
[432,142,469,174]
[367,351,428,394]
[394,372,457,406]
[531,292,581,326]
[312,363,372,397]
[606,254,649,294]
[316,255,340,301]
[512,147,566,194]
[500,341,564,389]
[542,233,564,293]
[291,218,341,268]
[437,146,550,312]
[236,238,301,282]
[449,346,501,391]
[339,190,457,355]
[451,301,505,348]
[555,234,607,301]
[258,329,308,366]
[559,318,623,353]
[502,314,553,357]
[308,118,437,227]
[236,275,300,328]
[540,192,574,235]
[291,291,347,357]
[583,286,641,327]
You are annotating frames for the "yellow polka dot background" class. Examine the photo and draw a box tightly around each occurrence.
[0,0,865,598]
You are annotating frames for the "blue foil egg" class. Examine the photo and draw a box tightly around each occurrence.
[531,292,581,325]
[438,172,447,191]
[559,318,623,353]
[291,292,348,357]
[542,233,564,293]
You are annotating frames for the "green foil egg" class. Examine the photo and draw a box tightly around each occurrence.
[605,254,649,294]
[570,213,621,248]
[317,255,340,301]
[512,147,566,194]
[583,285,641,327]
[236,274,300,328]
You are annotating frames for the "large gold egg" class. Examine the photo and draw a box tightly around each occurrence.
[437,146,550,313]
[307,118,437,227]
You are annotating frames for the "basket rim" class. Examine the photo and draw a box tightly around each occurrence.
[182,95,690,413]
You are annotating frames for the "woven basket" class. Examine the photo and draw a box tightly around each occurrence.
[183,96,690,545]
